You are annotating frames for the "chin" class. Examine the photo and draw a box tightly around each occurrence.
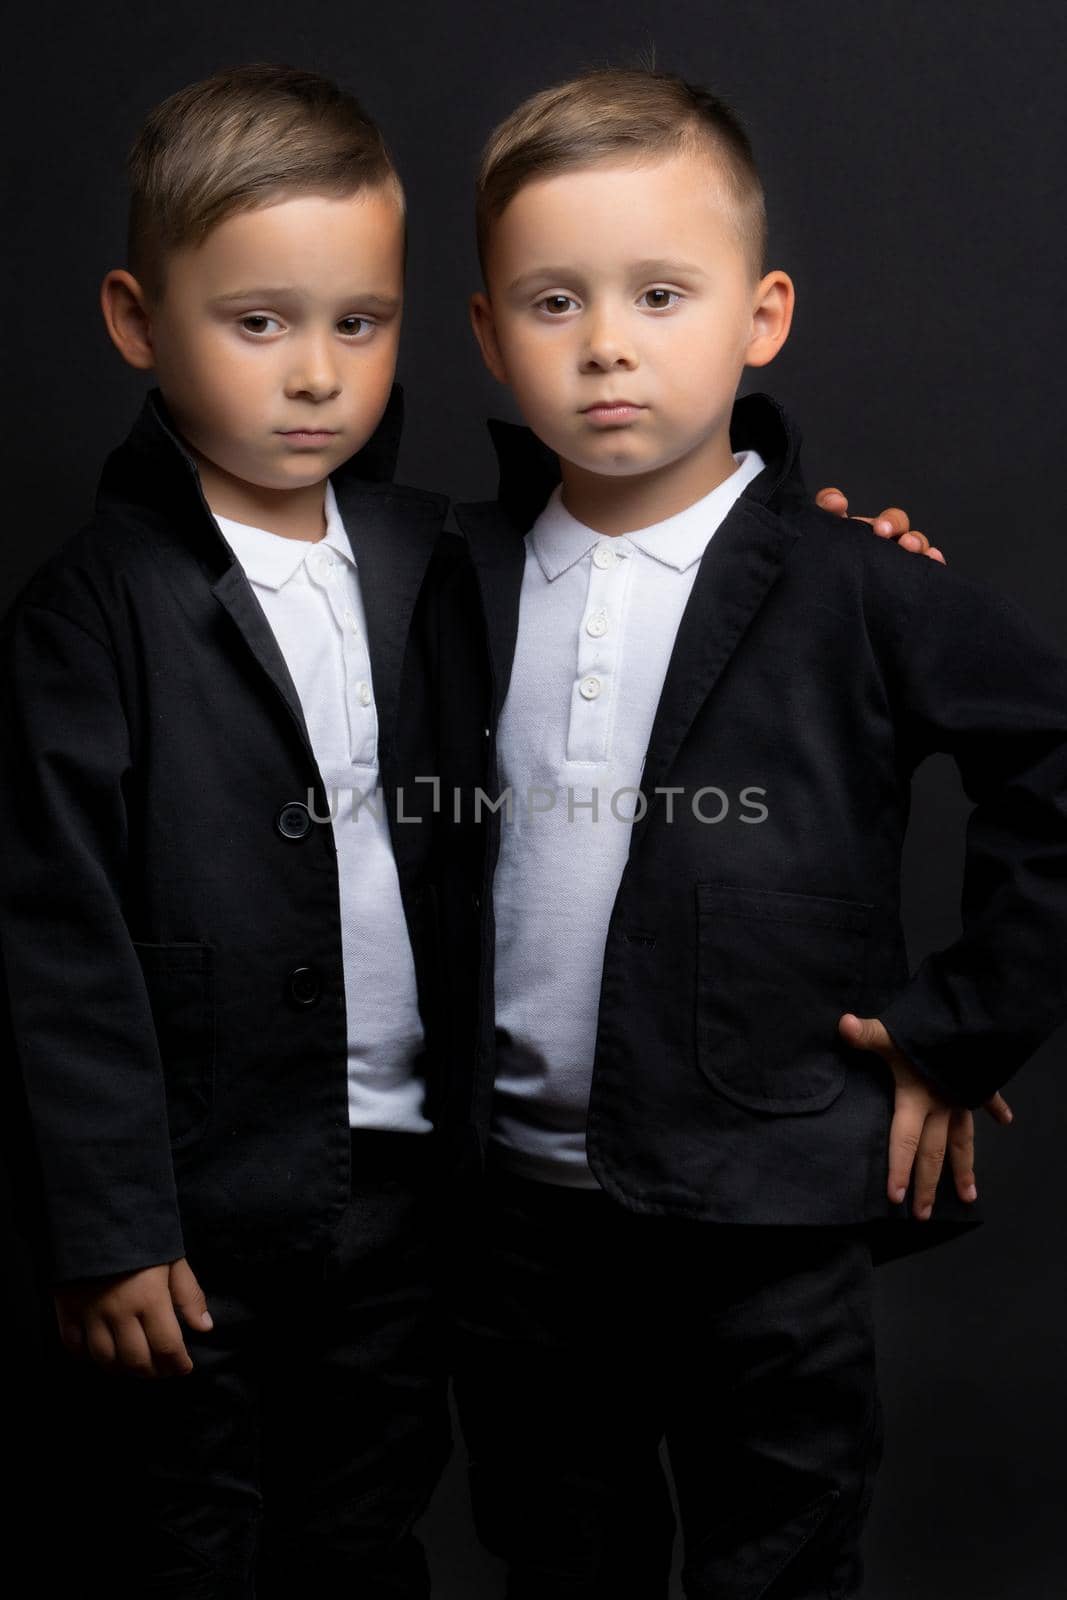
[276,455,335,479]
[583,448,657,477]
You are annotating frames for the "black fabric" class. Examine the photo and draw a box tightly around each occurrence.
[33,1130,450,1598]
[446,392,1067,1260]
[450,1166,883,1599]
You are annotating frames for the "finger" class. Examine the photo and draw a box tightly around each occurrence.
[84,1314,118,1370]
[886,1101,924,1204]
[911,1109,951,1219]
[927,546,947,565]
[898,531,931,555]
[169,1260,213,1333]
[141,1301,195,1378]
[838,1013,894,1059]
[873,506,911,537]
[848,514,895,537]
[981,1092,1013,1125]
[815,487,849,516]
[113,1315,158,1379]
[947,1108,978,1204]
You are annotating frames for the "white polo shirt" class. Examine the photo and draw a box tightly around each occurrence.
[491,450,765,1184]
[215,479,431,1134]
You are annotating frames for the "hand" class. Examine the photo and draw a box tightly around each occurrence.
[53,1256,213,1378]
[839,1013,1013,1218]
[815,487,946,564]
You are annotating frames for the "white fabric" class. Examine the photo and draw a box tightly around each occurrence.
[491,450,766,1184]
[215,479,430,1133]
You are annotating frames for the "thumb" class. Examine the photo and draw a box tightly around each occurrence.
[168,1258,213,1331]
[838,1012,889,1053]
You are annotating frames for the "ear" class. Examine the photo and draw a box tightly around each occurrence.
[469,290,509,385]
[744,270,795,369]
[100,269,156,371]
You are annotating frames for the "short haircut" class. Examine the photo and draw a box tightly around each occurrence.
[475,66,767,285]
[127,63,403,301]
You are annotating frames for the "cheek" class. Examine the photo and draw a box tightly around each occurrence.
[511,336,568,403]
[661,318,745,387]
[361,338,401,400]
[176,334,252,403]
[497,313,542,360]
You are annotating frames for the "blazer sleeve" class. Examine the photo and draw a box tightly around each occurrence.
[862,546,1067,1108]
[0,598,185,1282]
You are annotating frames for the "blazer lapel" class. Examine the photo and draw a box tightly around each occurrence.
[451,499,527,719]
[628,497,800,853]
[210,564,314,754]
[332,481,446,767]
[103,384,444,771]
[214,484,445,776]
[453,416,559,717]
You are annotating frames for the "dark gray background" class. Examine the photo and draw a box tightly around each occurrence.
[4,2,1066,1595]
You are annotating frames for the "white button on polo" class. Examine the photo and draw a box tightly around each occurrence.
[586,610,608,638]
[592,543,617,570]
[579,675,602,700]
[344,609,360,635]
[357,681,373,707]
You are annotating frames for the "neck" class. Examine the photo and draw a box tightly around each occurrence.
[193,453,328,542]
[558,427,739,537]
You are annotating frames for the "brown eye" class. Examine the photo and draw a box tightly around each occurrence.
[641,289,680,310]
[241,314,272,333]
[339,317,372,337]
[540,295,575,315]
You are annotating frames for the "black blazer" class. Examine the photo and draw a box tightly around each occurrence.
[447,393,1067,1256]
[0,386,459,1283]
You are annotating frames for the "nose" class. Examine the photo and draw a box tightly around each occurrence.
[579,303,637,373]
[284,331,342,402]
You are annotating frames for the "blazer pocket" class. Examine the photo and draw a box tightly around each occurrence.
[133,941,215,1148]
[695,885,871,1114]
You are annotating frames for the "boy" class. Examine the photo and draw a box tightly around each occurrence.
[444,68,1067,1598]
[0,64,455,1598]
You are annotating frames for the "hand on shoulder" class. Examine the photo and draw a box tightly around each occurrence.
[815,487,945,565]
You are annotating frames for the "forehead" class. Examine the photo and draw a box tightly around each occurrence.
[171,189,405,288]
[492,148,738,267]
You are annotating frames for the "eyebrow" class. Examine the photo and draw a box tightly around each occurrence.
[629,259,709,281]
[505,259,708,295]
[209,287,401,311]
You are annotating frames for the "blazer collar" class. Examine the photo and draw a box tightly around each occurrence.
[95,385,445,777]
[94,382,408,572]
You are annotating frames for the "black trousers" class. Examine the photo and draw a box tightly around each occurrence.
[450,1166,884,1600]
[36,1130,451,1599]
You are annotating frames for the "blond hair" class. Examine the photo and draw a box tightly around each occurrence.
[127,63,403,300]
[475,67,766,283]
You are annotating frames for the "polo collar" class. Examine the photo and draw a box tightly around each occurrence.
[213,479,356,592]
[529,448,766,581]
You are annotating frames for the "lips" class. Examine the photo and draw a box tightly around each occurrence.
[580,400,642,412]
